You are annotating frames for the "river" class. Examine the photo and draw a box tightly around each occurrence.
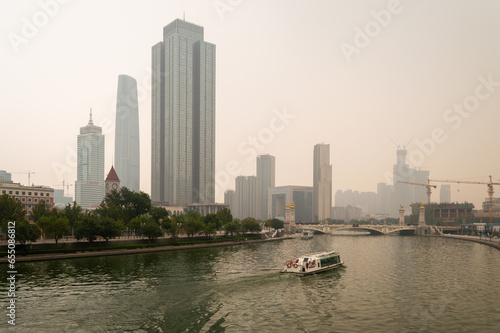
[1,235,500,332]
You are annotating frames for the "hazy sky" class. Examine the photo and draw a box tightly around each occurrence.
[1,0,499,210]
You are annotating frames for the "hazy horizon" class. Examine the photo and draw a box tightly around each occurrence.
[1,0,499,211]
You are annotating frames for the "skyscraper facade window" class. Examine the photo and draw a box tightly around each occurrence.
[152,19,215,205]
[313,143,332,222]
[115,74,140,192]
[256,154,275,221]
[75,111,105,209]
[234,176,256,220]
[440,184,451,203]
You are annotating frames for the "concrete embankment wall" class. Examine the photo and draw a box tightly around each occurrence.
[436,234,500,250]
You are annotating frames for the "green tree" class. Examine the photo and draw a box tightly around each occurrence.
[16,220,41,250]
[202,213,218,238]
[44,216,71,245]
[165,218,179,239]
[97,187,151,226]
[97,217,124,244]
[36,215,51,241]
[0,194,27,235]
[216,208,232,228]
[74,214,99,243]
[96,190,125,221]
[62,202,83,235]
[241,217,261,233]
[141,217,163,241]
[150,206,169,224]
[182,211,204,238]
[128,216,143,236]
[224,219,241,237]
[30,199,52,224]
[269,218,284,230]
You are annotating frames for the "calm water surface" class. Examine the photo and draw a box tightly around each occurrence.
[1,235,500,332]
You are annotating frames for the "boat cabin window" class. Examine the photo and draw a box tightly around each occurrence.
[320,255,340,267]
[303,258,309,262]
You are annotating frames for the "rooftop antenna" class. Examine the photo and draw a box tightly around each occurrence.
[183,11,185,21]
[89,108,94,125]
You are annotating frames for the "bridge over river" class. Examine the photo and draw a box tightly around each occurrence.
[298,224,425,235]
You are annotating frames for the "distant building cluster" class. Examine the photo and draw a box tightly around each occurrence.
[225,143,333,223]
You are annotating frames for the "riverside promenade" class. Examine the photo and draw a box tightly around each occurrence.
[439,234,500,250]
[0,235,292,264]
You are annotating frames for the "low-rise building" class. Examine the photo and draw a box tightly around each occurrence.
[268,186,313,223]
[0,180,54,216]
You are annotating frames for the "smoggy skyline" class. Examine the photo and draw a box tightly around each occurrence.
[1,0,499,210]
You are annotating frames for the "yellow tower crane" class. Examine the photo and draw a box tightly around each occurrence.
[429,176,500,224]
[13,170,35,186]
[397,180,436,204]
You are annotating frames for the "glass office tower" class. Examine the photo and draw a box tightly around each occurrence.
[115,74,140,192]
[152,19,215,205]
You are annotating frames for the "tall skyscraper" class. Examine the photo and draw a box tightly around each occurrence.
[392,147,413,215]
[234,176,256,219]
[115,75,140,192]
[440,185,451,203]
[75,110,105,209]
[313,143,332,222]
[224,189,235,213]
[151,19,215,205]
[256,154,275,220]
[413,169,430,204]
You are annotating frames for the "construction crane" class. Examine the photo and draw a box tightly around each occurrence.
[397,180,437,204]
[52,181,74,197]
[62,180,73,197]
[13,170,35,186]
[429,176,500,224]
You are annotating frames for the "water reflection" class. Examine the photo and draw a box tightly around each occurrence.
[0,235,499,332]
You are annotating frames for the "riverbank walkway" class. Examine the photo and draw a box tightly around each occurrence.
[0,235,292,264]
[438,234,500,250]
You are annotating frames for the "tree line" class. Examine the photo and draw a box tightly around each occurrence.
[0,188,284,247]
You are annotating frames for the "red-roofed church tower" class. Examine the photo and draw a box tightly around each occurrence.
[105,166,120,195]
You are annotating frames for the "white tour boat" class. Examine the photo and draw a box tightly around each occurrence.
[300,230,314,239]
[281,251,343,276]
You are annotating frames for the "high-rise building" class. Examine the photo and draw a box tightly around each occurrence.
[440,185,451,203]
[256,154,275,220]
[75,110,105,210]
[115,75,140,192]
[0,170,12,181]
[313,143,332,222]
[376,182,393,217]
[268,185,313,223]
[234,176,256,219]
[151,19,216,205]
[392,148,413,216]
[224,189,235,213]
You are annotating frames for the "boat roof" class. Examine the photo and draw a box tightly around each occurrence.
[296,251,339,259]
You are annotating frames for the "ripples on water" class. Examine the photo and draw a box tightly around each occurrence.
[1,235,500,332]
